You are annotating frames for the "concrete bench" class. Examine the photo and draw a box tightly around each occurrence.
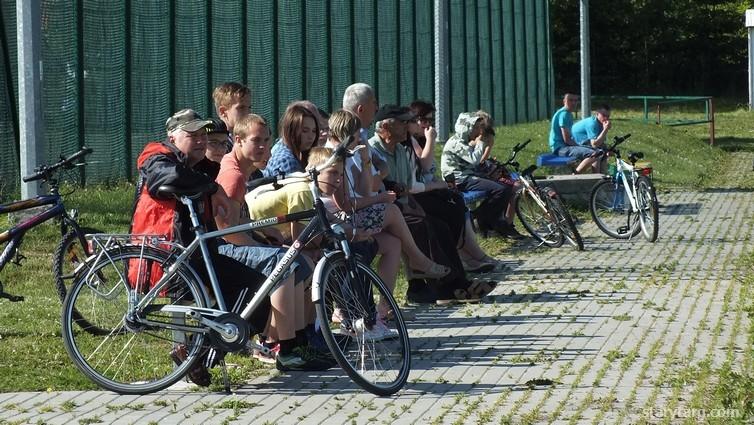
[539,173,604,208]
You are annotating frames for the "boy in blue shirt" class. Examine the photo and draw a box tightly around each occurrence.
[548,93,601,173]
[572,104,612,148]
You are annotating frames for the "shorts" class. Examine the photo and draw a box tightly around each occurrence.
[556,145,597,160]
[336,203,386,235]
[218,243,312,291]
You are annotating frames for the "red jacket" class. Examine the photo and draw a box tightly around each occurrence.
[128,142,219,290]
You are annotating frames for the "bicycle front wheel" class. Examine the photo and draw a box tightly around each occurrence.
[62,245,208,395]
[313,251,410,396]
[636,176,659,242]
[54,227,110,335]
[546,190,584,251]
[590,179,641,239]
[515,187,564,247]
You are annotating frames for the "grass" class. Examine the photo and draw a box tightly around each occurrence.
[0,104,753,396]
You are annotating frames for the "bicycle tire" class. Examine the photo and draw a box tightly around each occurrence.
[636,176,659,242]
[53,227,109,335]
[313,251,411,396]
[62,245,208,395]
[590,179,641,239]
[546,190,584,251]
[515,187,564,247]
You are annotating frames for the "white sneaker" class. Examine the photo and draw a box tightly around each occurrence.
[345,318,398,341]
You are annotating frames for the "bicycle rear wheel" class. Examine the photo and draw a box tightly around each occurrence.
[62,245,208,395]
[54,227,109,335]
[590,179,641,239]
[636,176,659,242]
[546,190,584,251]
[515,187,564,247]
[313,251,410,396]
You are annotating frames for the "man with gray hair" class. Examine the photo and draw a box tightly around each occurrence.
[342,83,388,181]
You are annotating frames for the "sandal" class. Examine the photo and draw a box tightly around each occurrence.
[436,289,482,305]
[409,262,451,280]
[467,280,496,298]
[463,258,495,273]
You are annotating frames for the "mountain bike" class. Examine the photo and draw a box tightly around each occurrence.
[0,148,105,330]
[488,140,584,250]
[61,145,410,396]
[589,134,659,242]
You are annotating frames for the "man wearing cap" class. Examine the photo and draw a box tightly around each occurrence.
[129,108,271,387]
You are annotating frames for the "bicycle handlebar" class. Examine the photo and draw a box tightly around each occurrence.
[22,146,93,182]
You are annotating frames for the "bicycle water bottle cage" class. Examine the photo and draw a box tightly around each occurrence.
[628,152,644,164]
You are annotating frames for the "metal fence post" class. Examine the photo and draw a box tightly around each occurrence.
[746,10,754,111]
[17,0,44,198]
[579,0,591,119]
[434,0,449,142]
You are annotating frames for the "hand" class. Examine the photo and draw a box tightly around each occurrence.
[382,190,397,203]
[604,120,612,130]
[211,186,231,219]
[424,126,437,145]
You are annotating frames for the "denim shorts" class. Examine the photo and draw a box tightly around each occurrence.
[217,243,312,291]
[556,145,597,160]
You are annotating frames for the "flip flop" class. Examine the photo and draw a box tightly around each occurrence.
[409,262,451,280]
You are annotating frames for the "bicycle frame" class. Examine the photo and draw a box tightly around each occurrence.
[86,170,352,342]
[0,195,80,271]
[611,156,641,214]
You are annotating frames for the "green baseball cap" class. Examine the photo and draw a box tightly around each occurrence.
[165,109,213,133]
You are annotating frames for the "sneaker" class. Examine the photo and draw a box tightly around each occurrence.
[253,342,280,365]
[275,352,308,371]
[170,344,212,387]
[294,346,338,371]
[343,318,398,341]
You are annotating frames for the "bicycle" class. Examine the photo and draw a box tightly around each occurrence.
[589,134,659,242]
[61,145,410,396]
[485,140,584,250]
[0,148,105,327]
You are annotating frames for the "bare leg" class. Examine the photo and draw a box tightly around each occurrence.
[459,218,487,260]
[373,232,401,318]
[266,276,297,342]
[575,156,599,173]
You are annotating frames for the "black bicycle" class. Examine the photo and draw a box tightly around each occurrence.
[0,147,105,331]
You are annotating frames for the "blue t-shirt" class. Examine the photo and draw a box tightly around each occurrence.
[548,106,573,152]
[571,116,602,146]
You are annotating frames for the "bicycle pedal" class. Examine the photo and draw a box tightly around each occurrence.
[617,226,630,235]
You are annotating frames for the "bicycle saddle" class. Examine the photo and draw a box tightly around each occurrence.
[628,152,644,163]
[157,183,217,199]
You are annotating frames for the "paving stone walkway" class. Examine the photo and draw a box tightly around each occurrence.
[1,188,752,424]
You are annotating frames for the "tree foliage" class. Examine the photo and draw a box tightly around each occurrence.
[550,0,753,97]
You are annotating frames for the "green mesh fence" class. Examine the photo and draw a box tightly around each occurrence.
[0,0,552,192]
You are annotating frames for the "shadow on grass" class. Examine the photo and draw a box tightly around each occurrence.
[710,136,754,152]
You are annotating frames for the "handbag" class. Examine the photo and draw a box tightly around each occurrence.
[395,193,426,224]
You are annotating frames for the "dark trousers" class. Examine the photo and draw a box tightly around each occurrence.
[191,251,271,335]
[458,177,512,230]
